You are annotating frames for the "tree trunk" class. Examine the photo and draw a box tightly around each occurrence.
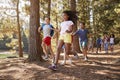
[70,0,80,52]
[55,14,59,45]
[16,0,23,57]
[47,0,51,17]
[28,0,43,61]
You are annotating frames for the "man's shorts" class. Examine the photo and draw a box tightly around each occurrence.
[43,36,51,46]
[80,40,88,49]
[110,43,114,46]
[59,33,72,44]
[96,44,101,48]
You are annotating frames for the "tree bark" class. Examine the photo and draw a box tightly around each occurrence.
[16,0,23,57]
[28,0,43,61]
[47,0,51,17]
[55,14,59,45]
[70,0,80,52]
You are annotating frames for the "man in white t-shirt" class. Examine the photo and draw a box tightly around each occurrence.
[38,17,54,60]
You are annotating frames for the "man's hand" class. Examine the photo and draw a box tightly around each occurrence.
[72,32,76,36]
[38,27,41,33]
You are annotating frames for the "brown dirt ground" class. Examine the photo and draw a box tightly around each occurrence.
[0,46,120,80]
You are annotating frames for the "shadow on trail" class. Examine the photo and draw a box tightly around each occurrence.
[0,75,15,80]
[31,59,120,80]
[0,52,120,80]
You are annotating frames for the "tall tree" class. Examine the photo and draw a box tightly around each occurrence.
[77,0,90,28]
[28,0,43,61]
[92,0,120,34]
[16,0,23,57]
[70,0,80,52]
[47,0,51,17]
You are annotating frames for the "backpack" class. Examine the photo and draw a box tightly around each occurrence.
[41,23,54,37]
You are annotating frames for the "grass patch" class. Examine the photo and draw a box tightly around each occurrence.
[0,53,28,59]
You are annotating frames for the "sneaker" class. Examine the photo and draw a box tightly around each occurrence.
[68,59,72,64]
[48,65,57,71]
[84,56,88,61]
[60,61,66,66]
[44,56,49,60]
[73,51,79,59]
[74,54,79,59]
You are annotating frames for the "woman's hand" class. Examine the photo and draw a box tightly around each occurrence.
[66,25,73,33]
[52,28,60,32]
[66,30,72,33]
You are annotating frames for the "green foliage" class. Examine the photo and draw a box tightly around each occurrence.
[0,0,120,51]
[93,0,120,36]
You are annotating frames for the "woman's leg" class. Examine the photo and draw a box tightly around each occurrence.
[64,43,73,64]
[110,44,114,53]
[104,43,107,53]
[61,48,67,65]
[48,40,64,70]
[106,43,109,53]
[105,43,109,53]
[54,40,64,65]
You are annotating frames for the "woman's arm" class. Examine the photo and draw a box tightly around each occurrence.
[66,25,73,33]
[51,27,61,32]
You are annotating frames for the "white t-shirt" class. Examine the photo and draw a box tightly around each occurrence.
[110,38,114,44]
[43,25,51,38]
[60,21,74,35]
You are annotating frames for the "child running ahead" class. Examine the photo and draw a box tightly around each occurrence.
[38,17,54,61]
[73,22,89,61]
[49,10,78,71]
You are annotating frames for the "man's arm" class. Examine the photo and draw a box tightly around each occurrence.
[72,30,79,36]
[38,27,42,33]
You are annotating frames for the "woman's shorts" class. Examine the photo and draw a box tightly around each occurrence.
[59,33,72,44]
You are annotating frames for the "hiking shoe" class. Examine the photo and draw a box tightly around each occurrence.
[74,54,79,59]
[84,56,88,61]
[68,59,72,64]
[48,65,57,71]
[44,55,49,60]
[60,61,66,66]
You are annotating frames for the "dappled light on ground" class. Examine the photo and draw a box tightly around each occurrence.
[0,51,120,80]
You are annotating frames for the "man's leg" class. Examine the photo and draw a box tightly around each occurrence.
[82,41,88,61]
[41,42,48,58]
[48,45,55,62]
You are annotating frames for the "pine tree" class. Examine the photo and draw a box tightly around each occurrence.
[28,0,43,61]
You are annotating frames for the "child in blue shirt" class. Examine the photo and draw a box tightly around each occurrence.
[96,36,102,54]
[73,22,89,61]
